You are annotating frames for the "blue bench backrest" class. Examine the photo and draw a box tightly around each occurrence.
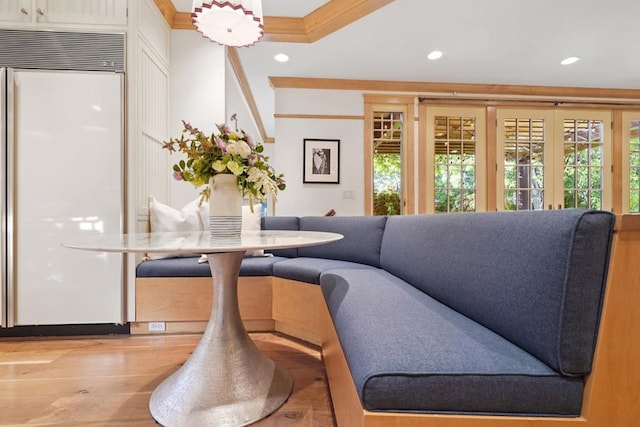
[380,210,615,376]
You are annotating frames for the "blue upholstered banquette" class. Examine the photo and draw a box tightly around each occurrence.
[137,210,615,417]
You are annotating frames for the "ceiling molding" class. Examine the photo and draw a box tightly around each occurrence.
[155,0,395,42]
[266,0,395,43]
[153,0,178,27]
[269,77,640,101]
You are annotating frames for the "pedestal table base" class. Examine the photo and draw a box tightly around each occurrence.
[149,251,293,426]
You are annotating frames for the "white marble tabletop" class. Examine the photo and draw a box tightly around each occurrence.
[63,230,343,255]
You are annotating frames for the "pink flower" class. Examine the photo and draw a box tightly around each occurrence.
[246,133,256,148]
[173,171,183,181]
[214,136,227,153]
[222,124,232,134]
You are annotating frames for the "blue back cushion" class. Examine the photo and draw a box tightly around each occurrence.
[380,210,614,375]
[298,216,388,267]
[262,216,299,257]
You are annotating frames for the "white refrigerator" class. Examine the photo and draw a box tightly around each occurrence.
[1,68,124,328]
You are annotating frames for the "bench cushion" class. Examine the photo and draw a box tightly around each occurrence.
[272,257,376,284]
[380,210,614,376]
[136,255,286,277]
[321,268,584,416]
[298,216,387,267]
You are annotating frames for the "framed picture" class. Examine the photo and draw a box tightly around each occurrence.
[303,138,340,184]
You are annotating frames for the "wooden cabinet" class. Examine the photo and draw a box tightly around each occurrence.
[0,0,127,27]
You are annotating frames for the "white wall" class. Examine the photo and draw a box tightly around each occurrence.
[225,60,260,143]
[169,30,226,208]
[224,59,275,213]
[273,88,365,216]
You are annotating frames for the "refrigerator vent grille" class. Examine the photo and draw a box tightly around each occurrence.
[0,29,124,72]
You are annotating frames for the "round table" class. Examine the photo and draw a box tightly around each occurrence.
[64,229,343,427]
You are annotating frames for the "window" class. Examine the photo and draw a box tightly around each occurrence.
[561,118,606,209]
[622,112,640,213]
[497,110,553,211]
[423,107,486,212]
[497,109,612,211]
[364,96,415,215]
[554,111,612,210]
[372,111,403,215]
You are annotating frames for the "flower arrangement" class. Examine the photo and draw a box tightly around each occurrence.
[162,120,285,205]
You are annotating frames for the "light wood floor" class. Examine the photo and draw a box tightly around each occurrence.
[0,332,336,426]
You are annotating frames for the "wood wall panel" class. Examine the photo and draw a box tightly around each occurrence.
[137,0,171,63]
[135,276,272,322]
[136,45,170,227]
[272,278,324,346]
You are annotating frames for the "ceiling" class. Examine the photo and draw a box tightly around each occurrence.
[173,0,640,139]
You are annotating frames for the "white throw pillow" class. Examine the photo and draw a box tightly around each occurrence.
[147,196,204,260]
[149,196,204,232]
[147,197,265,260]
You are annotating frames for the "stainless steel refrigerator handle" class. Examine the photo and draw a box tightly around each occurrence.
[5,68,15,327]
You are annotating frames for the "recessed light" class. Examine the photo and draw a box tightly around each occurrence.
[427,50,443,60]
[274,53,289,63]
[560,56,580,65]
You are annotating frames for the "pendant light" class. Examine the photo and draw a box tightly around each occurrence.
[192,1,264,47]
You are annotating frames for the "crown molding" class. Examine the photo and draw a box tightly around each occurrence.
[154,0,394,43]
[269,77,640,102]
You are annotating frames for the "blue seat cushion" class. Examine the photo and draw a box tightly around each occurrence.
[272,257,376,284]
[136,255,286,277]
[380,210,614,376]
[320,269,584,416]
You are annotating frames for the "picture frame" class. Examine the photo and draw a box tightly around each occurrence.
[303,138,340,184]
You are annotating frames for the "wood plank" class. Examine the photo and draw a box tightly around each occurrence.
[135,276,272,322]
[269,77,640,101]
[612,110,623,213]
[272,279,324,346]
[0,333,334,426]
[301,0,395,43]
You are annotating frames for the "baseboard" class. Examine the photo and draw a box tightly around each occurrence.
[0,323,130,337]
[130,319,275,335]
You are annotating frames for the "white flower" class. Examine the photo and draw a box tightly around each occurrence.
[212,160,226,172]
[227,160,244,176]
[226,140,252,159]
[247,167,278,199]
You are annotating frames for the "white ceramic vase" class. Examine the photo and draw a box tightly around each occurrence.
[209,173,242,239]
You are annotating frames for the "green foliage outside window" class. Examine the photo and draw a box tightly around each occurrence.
[630,121,640,212]
[434,153,476,213]
[373,189,401,216]
[563,146,602,209]
[373,153,401,215]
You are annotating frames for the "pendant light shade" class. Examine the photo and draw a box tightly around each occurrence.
[192,1,264,47]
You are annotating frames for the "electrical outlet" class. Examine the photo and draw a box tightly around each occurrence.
[148,321,166,332]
